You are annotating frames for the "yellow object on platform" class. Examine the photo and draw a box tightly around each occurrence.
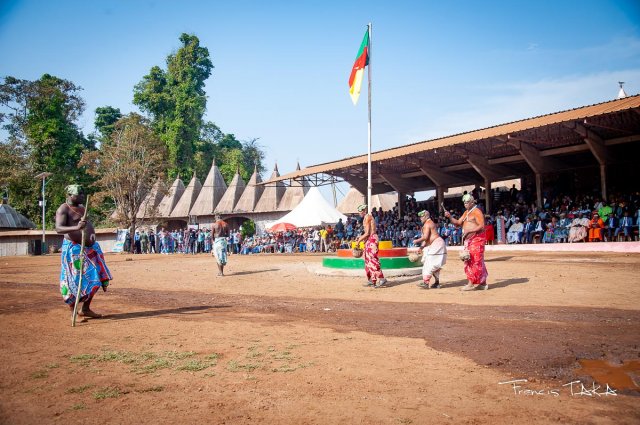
[379,240,393,250]
[350,240,392,249]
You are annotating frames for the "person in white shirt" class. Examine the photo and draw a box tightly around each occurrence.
[507,217,524,244]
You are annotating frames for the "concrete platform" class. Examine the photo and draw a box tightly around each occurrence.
[308,264,422,277]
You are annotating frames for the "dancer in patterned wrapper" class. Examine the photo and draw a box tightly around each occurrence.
[55,184,112,318]
[444,194,489,291]
[212,214,230,276]
[356,204,387,288]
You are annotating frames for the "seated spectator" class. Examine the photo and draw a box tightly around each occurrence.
[588,212,605,242]
[530,216,544,243]
[616,211,634,241]
[605,213,618,242]
[542,218,556,243]
[568,212,589,242]
[555,213,571,243]
[522,216,534,243]
[507,217,523,243]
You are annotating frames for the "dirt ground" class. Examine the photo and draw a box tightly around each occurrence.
[0,250,639,425]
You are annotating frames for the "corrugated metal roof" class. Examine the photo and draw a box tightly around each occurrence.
[264,95,640,184]
[0,204,36,229]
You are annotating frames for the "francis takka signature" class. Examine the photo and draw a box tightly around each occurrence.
[499,379,618,397]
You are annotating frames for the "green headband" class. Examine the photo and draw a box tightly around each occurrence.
[357,204,367,212]
[66,184,83,195]
[417,210,427,217]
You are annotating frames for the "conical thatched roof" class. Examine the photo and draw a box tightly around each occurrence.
[337,187,398,214]
[254,163,285,213]
[136,180,165,219]
[0,200,36,229]
[278,162,309,211]
[233,166,264,213]
[170,174,202,218]
[156,176,185,218]
[214,170,246,214]
[190,161,227,216]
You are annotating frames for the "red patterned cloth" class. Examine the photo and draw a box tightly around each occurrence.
[463,231,488,285]
[364,234,385,283]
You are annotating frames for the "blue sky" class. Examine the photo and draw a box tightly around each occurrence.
[1,0,640,201]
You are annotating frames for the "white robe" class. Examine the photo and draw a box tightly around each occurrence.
[422,237,447,282]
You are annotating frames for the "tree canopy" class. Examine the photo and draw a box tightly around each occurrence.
[0,74,94,226]
[133,33,213,178]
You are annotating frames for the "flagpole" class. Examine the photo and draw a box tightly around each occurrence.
[367,22,372,212]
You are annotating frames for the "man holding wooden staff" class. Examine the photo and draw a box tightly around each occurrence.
[55,184,112,319]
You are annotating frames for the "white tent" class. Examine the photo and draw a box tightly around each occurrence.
[270,187,347,228]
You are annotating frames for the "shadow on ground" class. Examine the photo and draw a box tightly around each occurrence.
[101,305,231,321]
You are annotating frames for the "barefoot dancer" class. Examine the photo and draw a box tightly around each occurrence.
[413,210,447,289]
[356,204,387,288]
[212,214,230,276]
[444,194,488,291]
[55,185,112,318]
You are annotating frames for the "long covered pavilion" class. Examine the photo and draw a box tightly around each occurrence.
[263,96,640,214]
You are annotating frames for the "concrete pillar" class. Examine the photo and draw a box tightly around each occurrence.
[484,180,491,215]
[397,192,404,219]
[600,164,607,201]
[535,173,543,209]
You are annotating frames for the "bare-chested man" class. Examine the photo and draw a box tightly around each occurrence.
[55,184,112,318]
[444,193,488,291]
[356,204,387,288]
[212,214,230,276]
[413,210,447,289]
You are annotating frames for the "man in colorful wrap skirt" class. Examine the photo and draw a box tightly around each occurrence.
[212,214,230,276]
[55,185,112,318]
[444,194,488,291]
[356,204,387,288]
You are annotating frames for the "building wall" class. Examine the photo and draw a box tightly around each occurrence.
[0,230,117,257]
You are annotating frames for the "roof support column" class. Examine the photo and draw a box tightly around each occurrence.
[436,186,444,214]
[484,180,492,215]
[600,165,607,202]
[397,192,404,219]
[535,173,543,209]
[565,122,613,201]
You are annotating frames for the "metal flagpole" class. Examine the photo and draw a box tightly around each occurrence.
[367,22,372,212]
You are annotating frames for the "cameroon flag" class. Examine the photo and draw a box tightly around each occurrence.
[348,29,369,105]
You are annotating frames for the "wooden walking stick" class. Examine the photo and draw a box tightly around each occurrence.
[71,195,90,327]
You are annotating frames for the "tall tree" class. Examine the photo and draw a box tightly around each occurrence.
[80,113,167,251]
[133,33,213,178]
[0,74,93,226]
[94,106,122,143]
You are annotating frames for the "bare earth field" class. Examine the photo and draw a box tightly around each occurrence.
[0,250,639,425]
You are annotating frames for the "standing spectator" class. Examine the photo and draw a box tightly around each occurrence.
[148,230,156,253]
[140,229,149,253]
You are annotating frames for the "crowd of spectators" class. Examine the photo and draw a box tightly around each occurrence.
[125,186,640,255]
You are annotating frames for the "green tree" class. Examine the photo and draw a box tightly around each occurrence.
[215,134,265,183]
[0,74,93,226]
[133,33,213,178]
[94,106,122,142]
[80,113,167,251]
